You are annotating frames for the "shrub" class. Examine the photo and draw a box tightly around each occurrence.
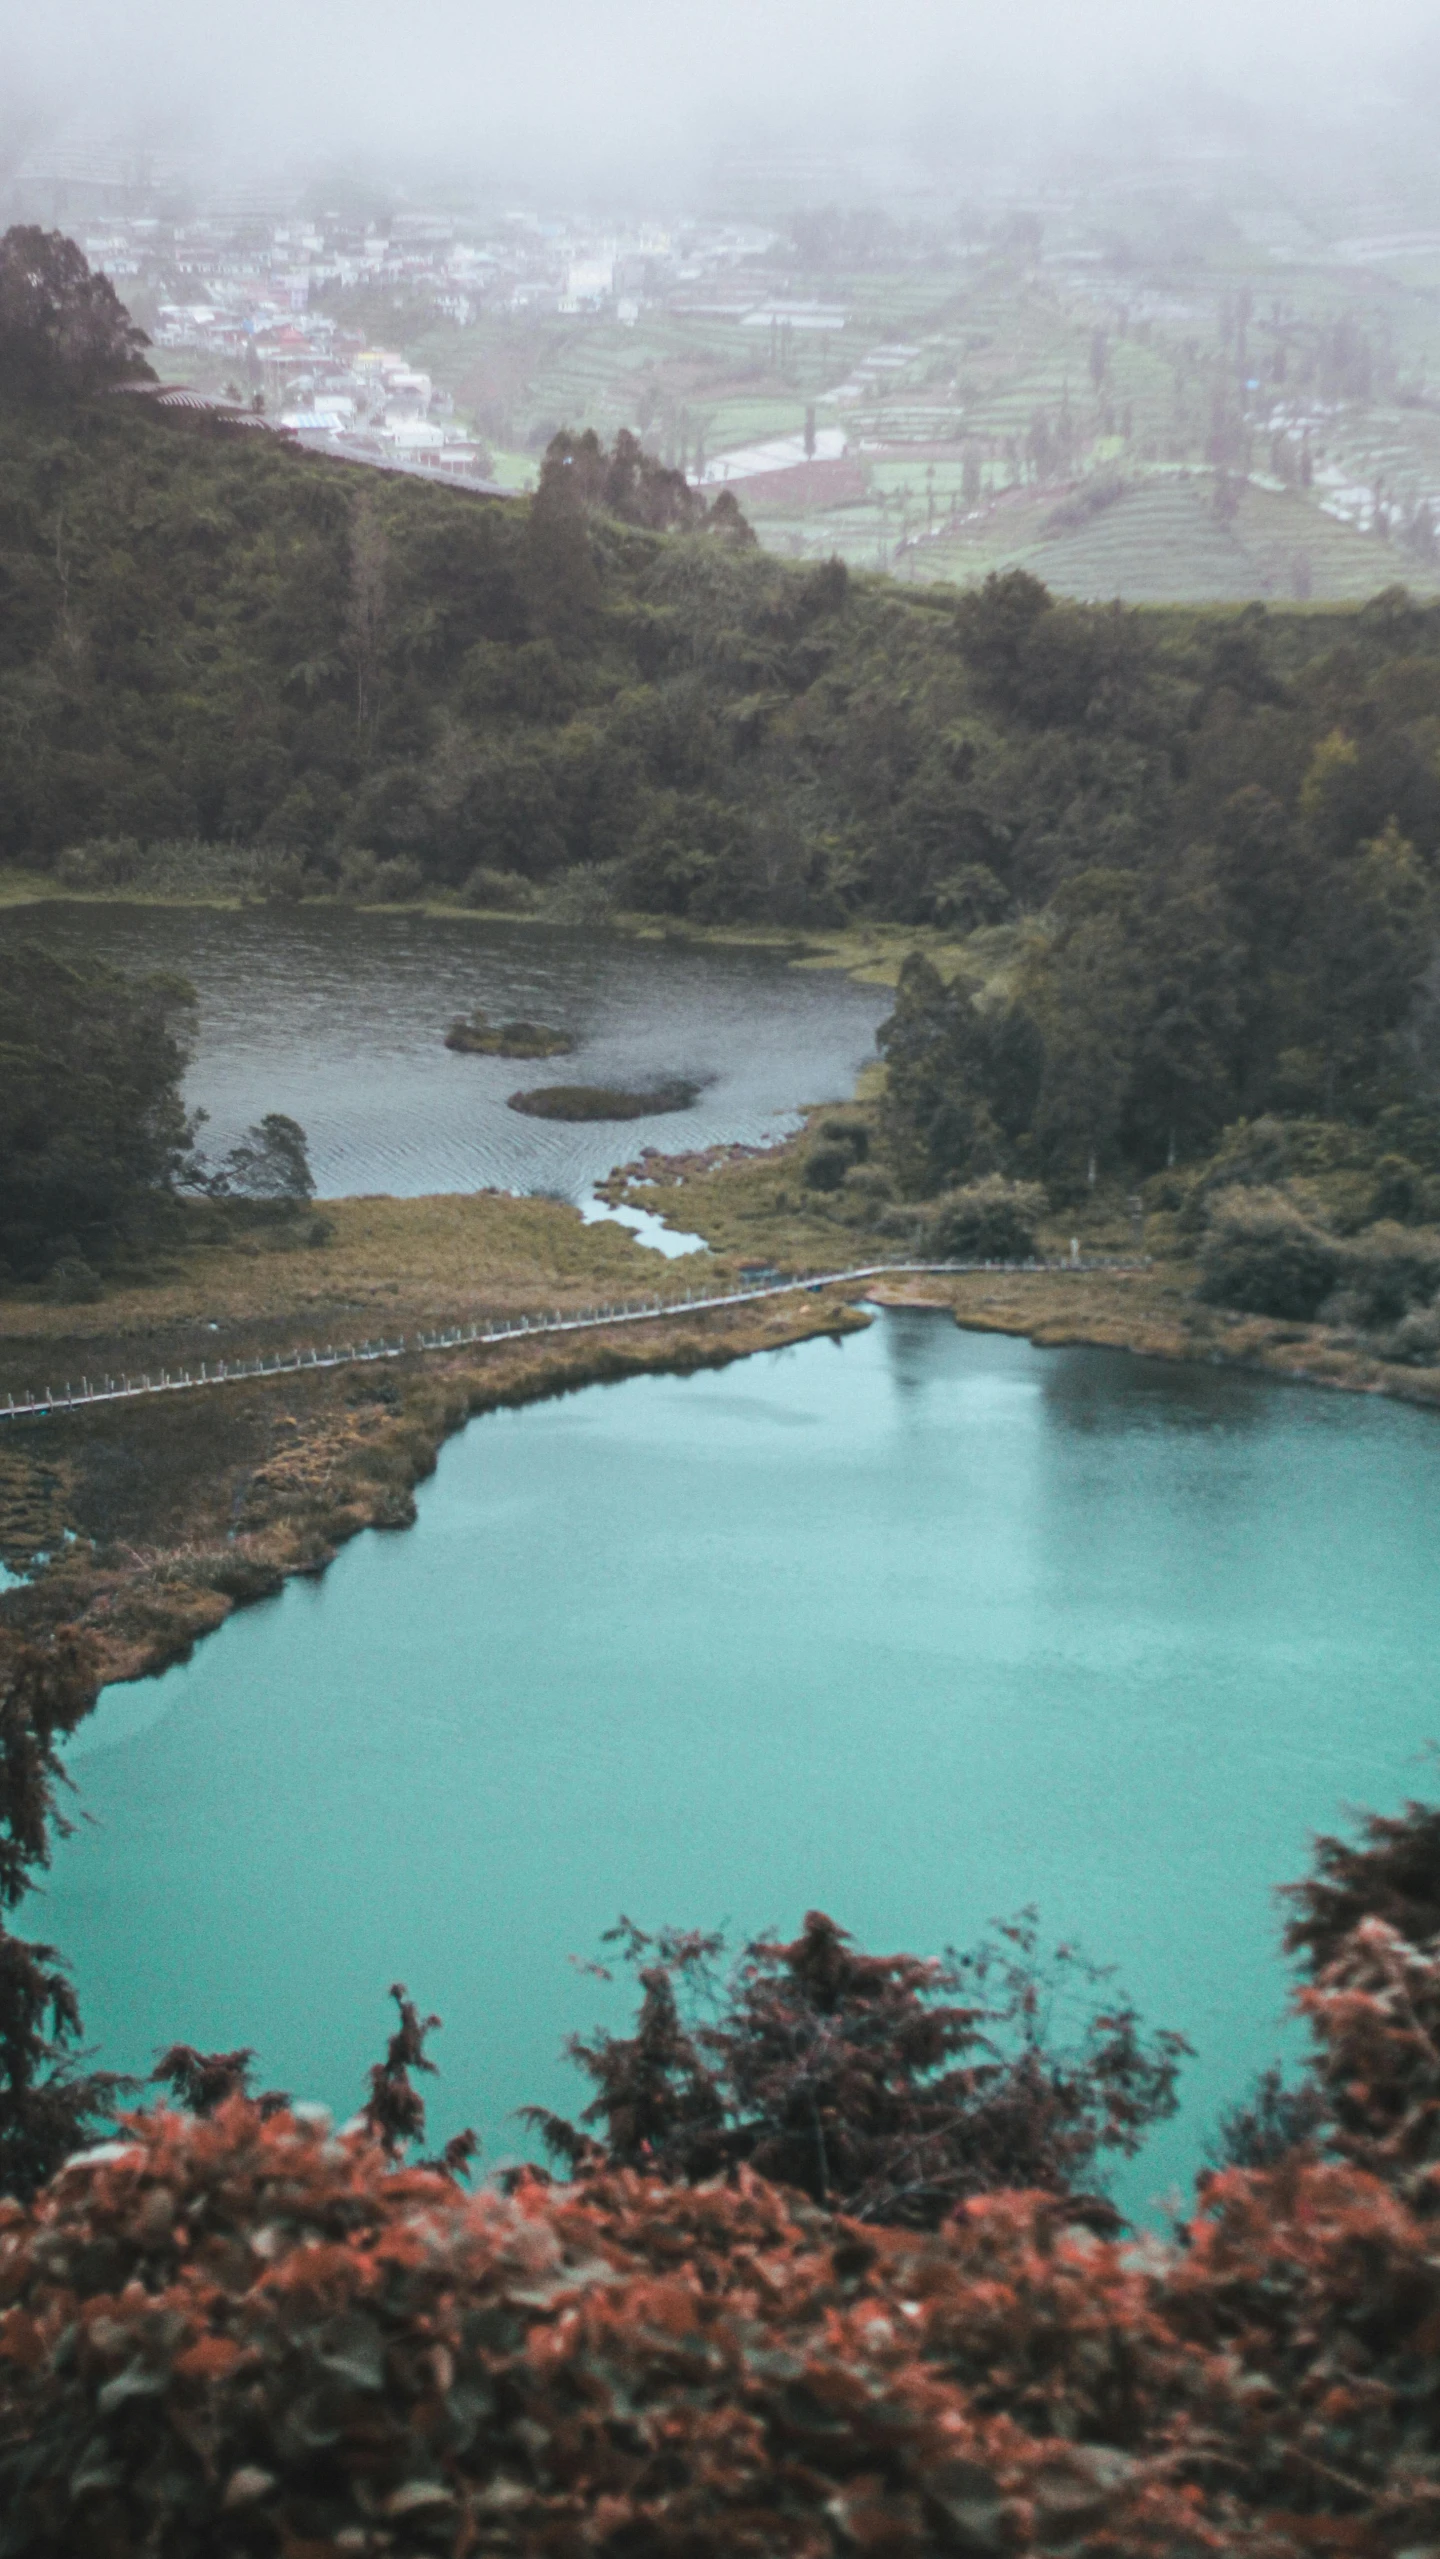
[526,1908,1185,2226]
[538,861,624,926]
[802,1143,852,1192]
[926,1175,1047,1262]
[817,1117,869,1161]
[1332,1222,1440,1327]
[1369,1152,1425,1221]
[12,1833,1440,2557]
[458,865,540,912]
[876,1201,925,1240]
[1380,1301,1440,1365]
[374,857,424,904]
[52,837,142,889]
[337,851,423,904]
[1176,1116,1294,1235]
[46,1256,102,1304]
[1197,1186,1344,1318]
[247,850,307,906]
[1205,2062,1329,2171]
[11,1781,1440,2550]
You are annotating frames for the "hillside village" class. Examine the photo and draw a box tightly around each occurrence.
[15,138,1440,589]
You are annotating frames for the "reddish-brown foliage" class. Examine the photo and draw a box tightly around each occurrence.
[2,2097,1439,2557]
[2,1683,1438,2553]
[529,1910,1187,2229]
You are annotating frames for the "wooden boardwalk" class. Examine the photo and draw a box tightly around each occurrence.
[1,1258,1149,1425]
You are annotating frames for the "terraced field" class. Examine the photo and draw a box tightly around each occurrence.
[274,187,1440,603]
[912,471,1437,604]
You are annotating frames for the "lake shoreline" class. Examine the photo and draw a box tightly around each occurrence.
[5,897,1438,1732]
[609,1122,1440,1419]
[0,1235,872,1721]
[877,1271,1440,1408]
[0,868,959,987]
[6,1227,1438,1744]
[7,1125,1440,1734]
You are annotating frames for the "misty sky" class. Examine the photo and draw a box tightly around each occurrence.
[4,0,1440,200]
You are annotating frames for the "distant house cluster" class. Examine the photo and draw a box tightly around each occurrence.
[30,196,808,492]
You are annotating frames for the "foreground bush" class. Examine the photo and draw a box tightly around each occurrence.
[5,1601,1440,2553]
[4,2099,1440,2556]
[5,1788,1440,2552]
[526,1909,1186,2227]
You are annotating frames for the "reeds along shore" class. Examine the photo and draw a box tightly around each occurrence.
[6,1113,1440,1725]
[0,1254,1152,1422]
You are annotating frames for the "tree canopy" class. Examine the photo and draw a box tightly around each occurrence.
[4,255,1440,1206]
[527,1909,1185,2228]
[0,227,152,400]
[0,943,199,1281]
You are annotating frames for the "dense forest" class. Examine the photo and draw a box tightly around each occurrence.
[5,333,1440,1180]
[5,229,1440,1266]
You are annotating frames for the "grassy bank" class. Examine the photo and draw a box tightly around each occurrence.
[0,1184,869,1702]
[0,1190,664,1374]
[8,1115,1440,1725]
[611,1116,1440,1411]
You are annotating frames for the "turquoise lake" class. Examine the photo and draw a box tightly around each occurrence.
[49,1308,1440,2220]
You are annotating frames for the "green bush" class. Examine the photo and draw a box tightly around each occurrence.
[1197,1188,1344,1318]
[1380,1302,1440,1365]
[53,836,141,888]
[538,861,625,925]
[1176,1118,1294,1235]
[843,1164,893,1202]
[47,1254,102,1302]
[803,1144,853,1192]
[458,865,540,912]
[926,1176,1048,1262]
[339,850,424,904]
[1368,1153,1437,1223]
[1329,1224,1440,1327]
[818,1117,869,1162]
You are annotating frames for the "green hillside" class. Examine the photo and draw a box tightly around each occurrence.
[911,472,1427,606]
[8,376,1440,1210]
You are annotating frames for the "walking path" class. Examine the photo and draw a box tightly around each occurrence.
[1,1258,1149,1424]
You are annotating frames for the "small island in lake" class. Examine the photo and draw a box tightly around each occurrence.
[445,1012,575,1059]
[507,1077,704,1121]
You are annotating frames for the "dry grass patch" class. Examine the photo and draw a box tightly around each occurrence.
[0,1192,676,1382]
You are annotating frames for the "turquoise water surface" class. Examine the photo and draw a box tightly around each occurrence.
[49,1309,1440,2218]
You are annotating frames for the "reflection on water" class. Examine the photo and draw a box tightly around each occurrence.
[52,1312,1440,2224]
[19,904,887,1202]
[1037,1342,1284,1437]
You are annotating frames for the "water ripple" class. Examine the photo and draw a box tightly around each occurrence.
[20,907,889,1201]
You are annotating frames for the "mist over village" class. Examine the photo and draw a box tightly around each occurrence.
[6,6,1440,2554]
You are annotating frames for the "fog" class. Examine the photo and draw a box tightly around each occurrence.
[4,0,1440,208]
